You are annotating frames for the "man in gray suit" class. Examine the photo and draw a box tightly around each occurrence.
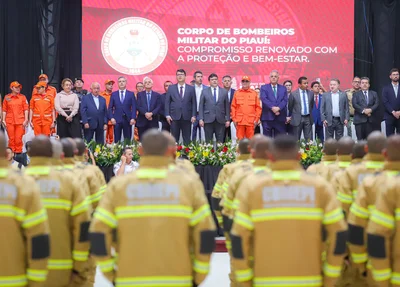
[199,73,230,143]
[352,77,379,140]
[288,76,314,141]
[320,78,350,140]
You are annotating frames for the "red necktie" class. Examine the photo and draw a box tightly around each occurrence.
[315,96,318,108]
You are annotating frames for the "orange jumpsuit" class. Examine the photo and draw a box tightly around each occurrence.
[3,93,28,153]
[30,93,55,136]
[32,85,57,135]
[100,90,114,144]
[231,88,262,140]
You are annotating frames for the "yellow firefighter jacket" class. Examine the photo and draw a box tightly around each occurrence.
[0,160,49,287]
[231,160,348,287]
[211,154,251,225]
[306,154,338,181]
[74,156,107,209]
[90,156,216,287]
[367,174,400,286]
[26,157,91,287]
[348,162,400,274]
[335,153,385,216]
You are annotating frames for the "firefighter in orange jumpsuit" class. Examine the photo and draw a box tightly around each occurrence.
[2,81,29,154]
[29,81,56,136]
[231,76,262,140]
[31,74,57,98]
[100,79,114,144]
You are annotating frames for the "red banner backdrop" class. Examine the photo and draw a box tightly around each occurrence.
[83,0,354,92]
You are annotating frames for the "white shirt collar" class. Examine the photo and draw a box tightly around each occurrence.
[119,89,127,93]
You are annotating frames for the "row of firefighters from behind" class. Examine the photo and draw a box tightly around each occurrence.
[211,131,400,287]
[2,127,398,287]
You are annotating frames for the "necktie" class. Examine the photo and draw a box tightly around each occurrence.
[180,86,183,99]
[213,88,217,103]
[147,92,151,111]
[364,91,368,105]
[273,86,277,98]
[315,95,318,108]
[302,90,308,115]
[120,90,125,103]
[395,85,398,98]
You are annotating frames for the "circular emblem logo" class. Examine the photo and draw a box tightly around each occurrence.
[101,17,168,75]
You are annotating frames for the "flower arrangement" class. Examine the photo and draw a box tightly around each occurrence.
[177,142,237,166]
[86,139,140,167]
[299,139,323,168]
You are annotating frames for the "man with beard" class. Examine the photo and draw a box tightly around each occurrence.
[382,68,400,136]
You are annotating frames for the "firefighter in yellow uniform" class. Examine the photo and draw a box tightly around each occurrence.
[367,174,400,286]
[74,138,107,209]
[211,139,251,229]
[335,131,387,217]
[306,138,338,180]
[221,135,271,287]
[90,130,216,287]
[0,132,50,287]
[49,139,64,168]
[326,137,354,181]
[351,141,367,165]
[26,135,91,287]
[231,135,348,287]
[348,135,400,286]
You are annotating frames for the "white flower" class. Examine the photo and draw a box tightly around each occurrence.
[319,143,323,147]
[299,148,304,154]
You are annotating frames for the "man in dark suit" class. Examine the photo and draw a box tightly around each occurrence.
[192,71,208,142]
[260,70,288,137]
[310,81,324,143]
[159,80,172,132]
[165,69,196,145]
[222,75,235,141]
[283,80,293,135]
[288,77,314,141]
[198,73,230,143]
[382,68,400,136]
[320,79,349,140]
[81,82,107,144]
[136,77,161,140]
[352,77,379,140]
[108,76,137,143]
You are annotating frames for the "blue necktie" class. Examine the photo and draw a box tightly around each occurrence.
[147,92,151,111]
[273,86,277,98]
[120,90,125,103]
[364,91,368,105]
[302,90,308,115]
[213,88,217,103]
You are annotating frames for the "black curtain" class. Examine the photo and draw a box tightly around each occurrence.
[0,0,82,101]
[354,0,400,123]
[0,0,42,101]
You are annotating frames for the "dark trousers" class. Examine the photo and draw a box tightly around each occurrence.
[204,121,225,143]
[386,119,400,136]
[355,122,373,140]
[314,124,324,143]
[224,124,232,142]
[171,119,191,145]
[192,115,202,142]
[84,126,104,144]
[114,118,132,143]
[262,120,286,138]
[254,125,261,135]
[325,117,344,140]
[137,122,158,141]
[286,123,293,135]
[159,117,170,132]
[57,114,81,138]
[292,116,312,141]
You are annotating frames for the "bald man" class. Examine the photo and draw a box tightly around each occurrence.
[90,129,216,287]
[336,131,387,217]
[348,135,400,285]
[326,137,355,180]
[0,132,50,287]
[50,138,64,166]
[307,138,338,180]
[81,82,108,144]
[27,136,91,287]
